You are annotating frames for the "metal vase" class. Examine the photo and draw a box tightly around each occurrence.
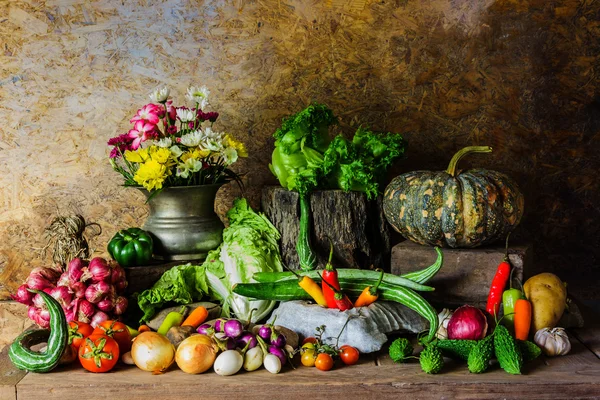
[140,184,224,261]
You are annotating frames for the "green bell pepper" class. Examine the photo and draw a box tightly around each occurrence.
[107,227,153,267]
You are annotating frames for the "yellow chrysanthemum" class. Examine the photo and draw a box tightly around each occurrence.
[134,159,168,191]
[124,148,149,163]
[181,148,210,162]
[224,134,248,157]
[150,147,172,164]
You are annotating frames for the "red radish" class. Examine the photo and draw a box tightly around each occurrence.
[447,305,488,340]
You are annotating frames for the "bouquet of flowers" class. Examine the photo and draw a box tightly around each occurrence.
[107,86,246,192]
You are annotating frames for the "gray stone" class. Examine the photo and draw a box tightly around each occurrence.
[391,241,533,309]
[268,300,428,353]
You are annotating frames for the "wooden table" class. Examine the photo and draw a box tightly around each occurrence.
[1,326,599,400]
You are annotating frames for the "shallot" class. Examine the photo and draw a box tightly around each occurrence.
[11,285,34,306]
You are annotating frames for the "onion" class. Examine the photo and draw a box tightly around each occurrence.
[447,305,488,340]
[90,310,109,328]
[77,299,95,321]
[49,286,73,308]
[28,306,50,328]
[82,257,112,283]
[97,298,114,312]
[115,277,128,293]
[11,285,34,306]
[70,281,87,299]
[85,281,111,304]
[67,258,86,282]
[32,294,47,309]
[175,334,217,374]
[26,271,55,291]
[111,265,126,285]
[132,332,176,373]
[224,319,243,338]
[113,296,128,315]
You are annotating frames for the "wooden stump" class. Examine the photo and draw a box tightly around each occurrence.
[261,186,391,270]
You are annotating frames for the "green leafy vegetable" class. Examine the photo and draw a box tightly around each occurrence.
[137,198,283,323]
[269,104,406,271]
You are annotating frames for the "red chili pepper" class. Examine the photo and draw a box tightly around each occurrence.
[319,272,353,311]
[321,240,340,309]
[486,234,512,318]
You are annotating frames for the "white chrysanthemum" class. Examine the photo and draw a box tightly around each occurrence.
[155,137,172,148]
[180,130,205,147]
[176,158,204,178]
[176,108,196,123]
[169,145,183,158]
[186,86,210,109]
[222,146,239,165]
[149,87,170,103]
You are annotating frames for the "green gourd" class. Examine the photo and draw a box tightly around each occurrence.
[9,290,68,372]
[436,339,477,361]
[420,344,444,374]
[517,339,542,362]
[383,146,524,248]
[494,324,523,375]
[468,335,495,373]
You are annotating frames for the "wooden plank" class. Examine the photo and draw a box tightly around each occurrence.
[16,350,600,400]
[0,344,27,400]
[572,325,600,359]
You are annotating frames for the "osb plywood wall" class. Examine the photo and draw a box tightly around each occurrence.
[1,0,599,302]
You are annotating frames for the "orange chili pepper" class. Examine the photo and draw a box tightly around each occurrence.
[514,298,532,340]
[354,269,384,307]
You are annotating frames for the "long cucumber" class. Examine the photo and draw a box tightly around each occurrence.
[252,270,434,292]
[253,246,443,288]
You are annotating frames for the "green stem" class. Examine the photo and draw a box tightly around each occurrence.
[297,194,318,271]
[445,146,493,176]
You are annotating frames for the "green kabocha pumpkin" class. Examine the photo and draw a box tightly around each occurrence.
[383,146,523,248]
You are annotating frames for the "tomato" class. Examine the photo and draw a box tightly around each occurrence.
[302,337,318,346]
[315,353,334,371]
[93,320,132,353]
[68,321,94,350]
[301,349,316,367]
[78,334,120,373]
[301,342,316,352]
[339,345,359,365]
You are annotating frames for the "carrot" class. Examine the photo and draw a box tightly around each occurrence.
[138,324,151,333]
[514,299,532,340]
[181,306,208,328]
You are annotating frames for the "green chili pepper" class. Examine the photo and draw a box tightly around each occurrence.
[502,268,523,333]
[157,307,187,336]
[107,227,153,268]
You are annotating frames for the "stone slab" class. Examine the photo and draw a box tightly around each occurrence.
[391,241,533,309]
[268,300,428,353]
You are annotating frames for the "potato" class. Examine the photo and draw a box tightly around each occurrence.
[524,273,567,333]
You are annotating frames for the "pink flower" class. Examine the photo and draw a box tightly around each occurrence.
[130,104,164,125]
[127,121,158,149]
[166,125,178,135]
[166,100,176,121]
[197,110,219,123]
[107,134,134,158]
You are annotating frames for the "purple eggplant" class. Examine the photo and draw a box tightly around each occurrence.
[224,319,244,339]
[271,333,286,348]
[214,318,227,333]
[258,325,272,341]
[197,323,213,335]
[268,345,287,366]
[237,331,257,349]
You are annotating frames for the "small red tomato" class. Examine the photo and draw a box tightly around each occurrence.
[315,353,334,371]
[339,345,359,365]
[302,337,319,346]
[78,334,119,373]
[93,320,132,353]
[68,321,94,350]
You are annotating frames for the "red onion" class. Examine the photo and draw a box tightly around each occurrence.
[26,270,55,291]
[70,281,86,299]
[64,308,75,322]
[49,286,72,308]
[28,307,50,328]
[32,294,46,309]
[67,258,86,282]
[57,271,71,287]
[97,298,114,312]
[90,310,109,328]
[77,299,95,321]
[85,281,111,304]
[11,285,34,306]
[82,257,111,283]
[111,265,126,285]
[447,305,488,340]
[113,296,128,315]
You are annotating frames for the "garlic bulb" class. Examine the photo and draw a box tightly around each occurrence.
[534,327,571,356]
[435,308,453,340]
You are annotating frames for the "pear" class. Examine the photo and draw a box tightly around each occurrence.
[524,273,567,333]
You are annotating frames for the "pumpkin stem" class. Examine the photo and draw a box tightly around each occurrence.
[446,146,493,176]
